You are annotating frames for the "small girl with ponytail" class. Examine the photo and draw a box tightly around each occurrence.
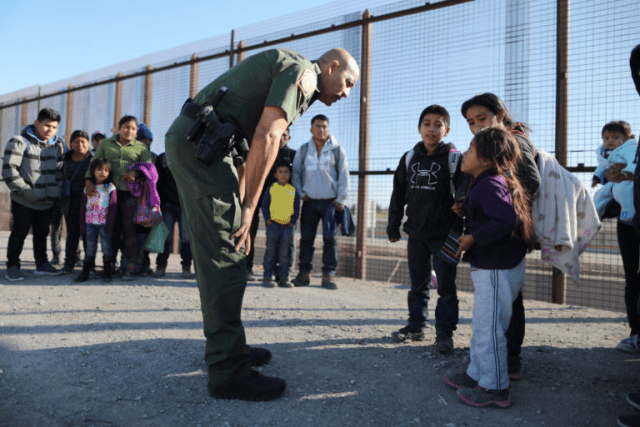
[444,127,533,408]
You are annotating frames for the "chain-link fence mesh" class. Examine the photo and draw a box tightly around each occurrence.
[1,0,639,313]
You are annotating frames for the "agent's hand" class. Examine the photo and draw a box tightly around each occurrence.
[85,180,97,198]
[389,237,399,243]
[231,205,253,255]
[266,219,272,225]
[303,195,310,202]
[333,200,345,212]
[456,234,476,258]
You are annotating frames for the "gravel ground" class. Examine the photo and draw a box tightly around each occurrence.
[1,230,639,427]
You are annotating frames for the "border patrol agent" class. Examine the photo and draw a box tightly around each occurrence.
[165,48,359,401]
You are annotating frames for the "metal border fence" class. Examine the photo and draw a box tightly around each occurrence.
[1,0,639,313]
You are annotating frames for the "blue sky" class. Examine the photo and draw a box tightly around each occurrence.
[0,0,349,96]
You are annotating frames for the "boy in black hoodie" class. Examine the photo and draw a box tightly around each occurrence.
[387,105,464,354]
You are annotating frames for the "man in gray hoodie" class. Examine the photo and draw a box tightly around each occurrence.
[2,108,65,281]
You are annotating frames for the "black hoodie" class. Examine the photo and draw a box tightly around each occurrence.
[387,141,464,241]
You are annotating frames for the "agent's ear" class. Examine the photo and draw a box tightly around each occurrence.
[444,126,451,137]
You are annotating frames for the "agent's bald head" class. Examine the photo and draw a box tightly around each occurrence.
[316,48,359,106]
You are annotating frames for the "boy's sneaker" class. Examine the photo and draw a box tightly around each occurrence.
[321,275,338,290]
[292,271,310,287]
[153,266,166,278]
[34,262,64,276]
[435,335,454,354]
[50,256,60,266]
[457,387,511,408]
[617,335,640,353]
[618,414,640,427]
[246,269,257,282]
[627,392,640,411]
[391,326,425,342]
[5,266,24,282]
[262,279,277,288]
[444,371,479,389]
[508,356,523,380]
[278,279,293,288]
[181,267,195,279]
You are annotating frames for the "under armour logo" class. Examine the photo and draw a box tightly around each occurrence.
[410,162,441,184]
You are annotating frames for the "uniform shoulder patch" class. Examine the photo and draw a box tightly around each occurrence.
[297,69,317,96]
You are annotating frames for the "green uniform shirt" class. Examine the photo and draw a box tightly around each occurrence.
[193,48,321,141]
[86,135,152,192]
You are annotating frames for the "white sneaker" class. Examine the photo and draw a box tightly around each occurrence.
[617,334,639,353]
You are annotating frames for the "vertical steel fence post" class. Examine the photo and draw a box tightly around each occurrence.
[236,41,246,64]
[356,9,372,280]
[189,54,199,99]
[143,65,153,126]
[113,72,123,134]
[20,96,28,128]
[553,0,570,304]
[64,84,74,146]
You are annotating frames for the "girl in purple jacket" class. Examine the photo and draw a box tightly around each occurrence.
[444,128,534,408]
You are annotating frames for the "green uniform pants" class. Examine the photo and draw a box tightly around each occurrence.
[165,115,251,388]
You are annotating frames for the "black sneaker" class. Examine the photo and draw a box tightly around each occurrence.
[34,262,64,276]
[435,335,454,354]
[508,356,522,380]
[457,387,510,408]
[248,346,272,366]
[246,270,257,282]
[208,370,285,401]
[5,266,24,282]
[444,371,479,389]
[628,392,640,411]
[391,326,425,342]
[618,413,640,427]
[262,279,277,288]
[278,279,293,288]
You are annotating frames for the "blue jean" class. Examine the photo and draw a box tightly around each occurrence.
[406,237,459,336]
[85,224,112,258]
[298,199,337,276]
[263,222,294,280]
[155,202,193,269]
[467,261,525,390]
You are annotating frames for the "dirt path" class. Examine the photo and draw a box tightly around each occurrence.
[0,231,638,427]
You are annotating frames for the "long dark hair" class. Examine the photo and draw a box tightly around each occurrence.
[461,93,530,135]
[473,128,534,245]
[89,157,112,184]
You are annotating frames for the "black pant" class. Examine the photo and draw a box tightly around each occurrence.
[6,200,53,269]
[618,221,640,335]
[63,212,85,267]
[506,291,525,358]
[50,204,63,257]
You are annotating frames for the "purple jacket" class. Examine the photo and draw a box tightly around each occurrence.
[462,171,527,270]
[127,162,160,209]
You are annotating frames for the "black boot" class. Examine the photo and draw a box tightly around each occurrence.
[102,256,113,283]
[74,256,95,283]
